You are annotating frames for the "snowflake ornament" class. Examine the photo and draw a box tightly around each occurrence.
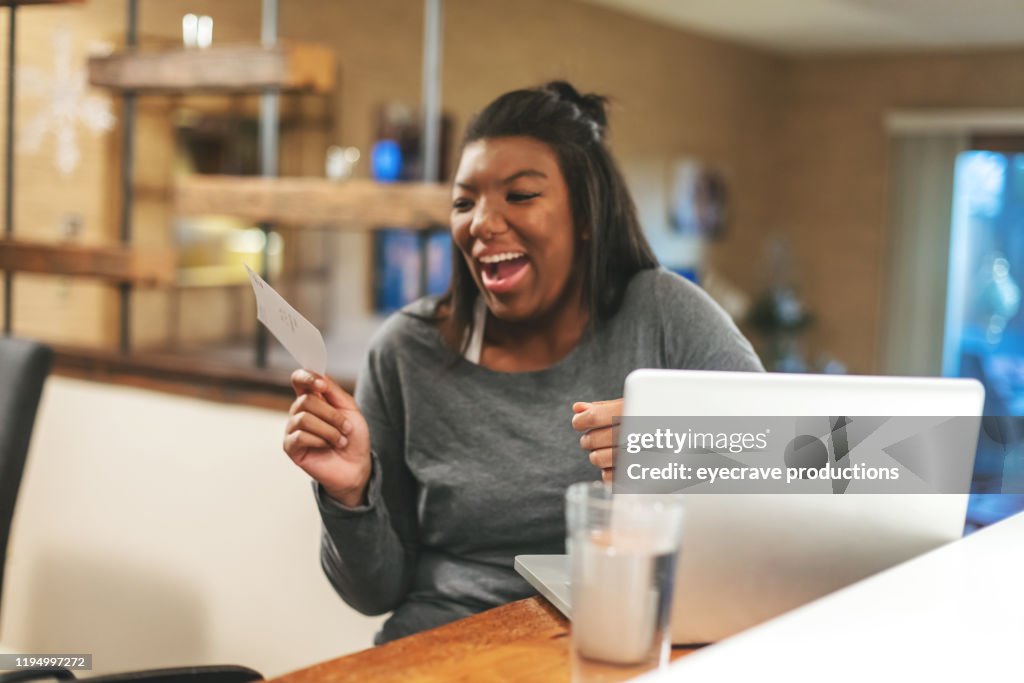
[18,28,115,176]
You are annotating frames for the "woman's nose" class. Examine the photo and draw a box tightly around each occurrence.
[468,201,506,240]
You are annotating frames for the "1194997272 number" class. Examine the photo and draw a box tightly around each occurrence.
[0,654,92,670]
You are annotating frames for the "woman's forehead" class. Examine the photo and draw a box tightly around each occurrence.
[455,137,560,182]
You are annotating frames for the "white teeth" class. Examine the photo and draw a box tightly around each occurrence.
[478,252,526,264]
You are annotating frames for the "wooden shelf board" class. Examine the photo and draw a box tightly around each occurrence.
[0,0,84,6]
[175,264,329,289]
[175,176,451,229]
[0,237,176,287]
[51,344,305,412]
[88,43,335,93]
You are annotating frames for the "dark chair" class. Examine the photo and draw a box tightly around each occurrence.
[0,665,263,683]
[0,338,53,618]
[0,669,74,682]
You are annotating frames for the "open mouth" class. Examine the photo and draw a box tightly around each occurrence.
[478,252,530,293]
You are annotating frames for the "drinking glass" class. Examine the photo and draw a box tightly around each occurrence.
[565,482,685,682]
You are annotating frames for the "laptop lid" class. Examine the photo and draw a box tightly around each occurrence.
[622,369,985,644]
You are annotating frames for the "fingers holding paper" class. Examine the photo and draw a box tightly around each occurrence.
[248,267,367,503]
[285,370,372,508]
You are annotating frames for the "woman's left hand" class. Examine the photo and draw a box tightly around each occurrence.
[571,398,624,484]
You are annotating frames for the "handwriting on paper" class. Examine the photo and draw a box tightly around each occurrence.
[244,264,326,375]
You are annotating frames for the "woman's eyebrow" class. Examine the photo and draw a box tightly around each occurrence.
[501,169,547,184]
[455,169,547,192]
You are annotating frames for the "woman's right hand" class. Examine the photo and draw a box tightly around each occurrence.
[284,370,372,508]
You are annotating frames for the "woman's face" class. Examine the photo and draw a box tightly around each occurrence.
[451,136,579,323]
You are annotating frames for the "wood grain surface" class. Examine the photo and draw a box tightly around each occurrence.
[268,597,699,683]
[87,43,335,93]
[0,0,84,5]
[175,176,451,229]
[50,344,305,411]
[0,237,176,286]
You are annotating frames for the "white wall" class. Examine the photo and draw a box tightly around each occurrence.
[1,377,383,678]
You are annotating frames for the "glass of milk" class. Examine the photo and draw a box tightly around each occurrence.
[566,482,685,682]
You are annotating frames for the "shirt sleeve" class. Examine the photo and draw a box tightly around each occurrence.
[315,327,420,616]
[656,270,765,372]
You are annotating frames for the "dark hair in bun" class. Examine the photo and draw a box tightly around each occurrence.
[438,80,658,351]
[543,80,608,140]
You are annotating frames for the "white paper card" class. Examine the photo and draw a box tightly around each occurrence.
[244,264,327,375]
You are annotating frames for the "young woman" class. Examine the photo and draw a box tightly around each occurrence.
[282,81,762,644]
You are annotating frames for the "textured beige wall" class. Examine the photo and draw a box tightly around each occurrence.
[440,0,784,301]
[0,2,121,347]
[4,0,1024,373]
[775,50,1024,373]
[0,0,779,354]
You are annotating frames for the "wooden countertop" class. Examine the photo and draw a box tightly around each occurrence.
[267,596,699,682]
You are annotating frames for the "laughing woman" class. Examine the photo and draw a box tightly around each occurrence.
[282,81,762,644]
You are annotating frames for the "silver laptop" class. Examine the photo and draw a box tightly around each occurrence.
[515,369,985,645]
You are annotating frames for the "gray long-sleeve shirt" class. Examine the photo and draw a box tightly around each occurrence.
[314,268,764,644]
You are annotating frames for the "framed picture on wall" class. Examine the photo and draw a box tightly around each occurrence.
[373,229,453,313]
[668,158,729,241]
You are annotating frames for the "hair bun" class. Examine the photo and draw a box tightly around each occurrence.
[544,80,608,139]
